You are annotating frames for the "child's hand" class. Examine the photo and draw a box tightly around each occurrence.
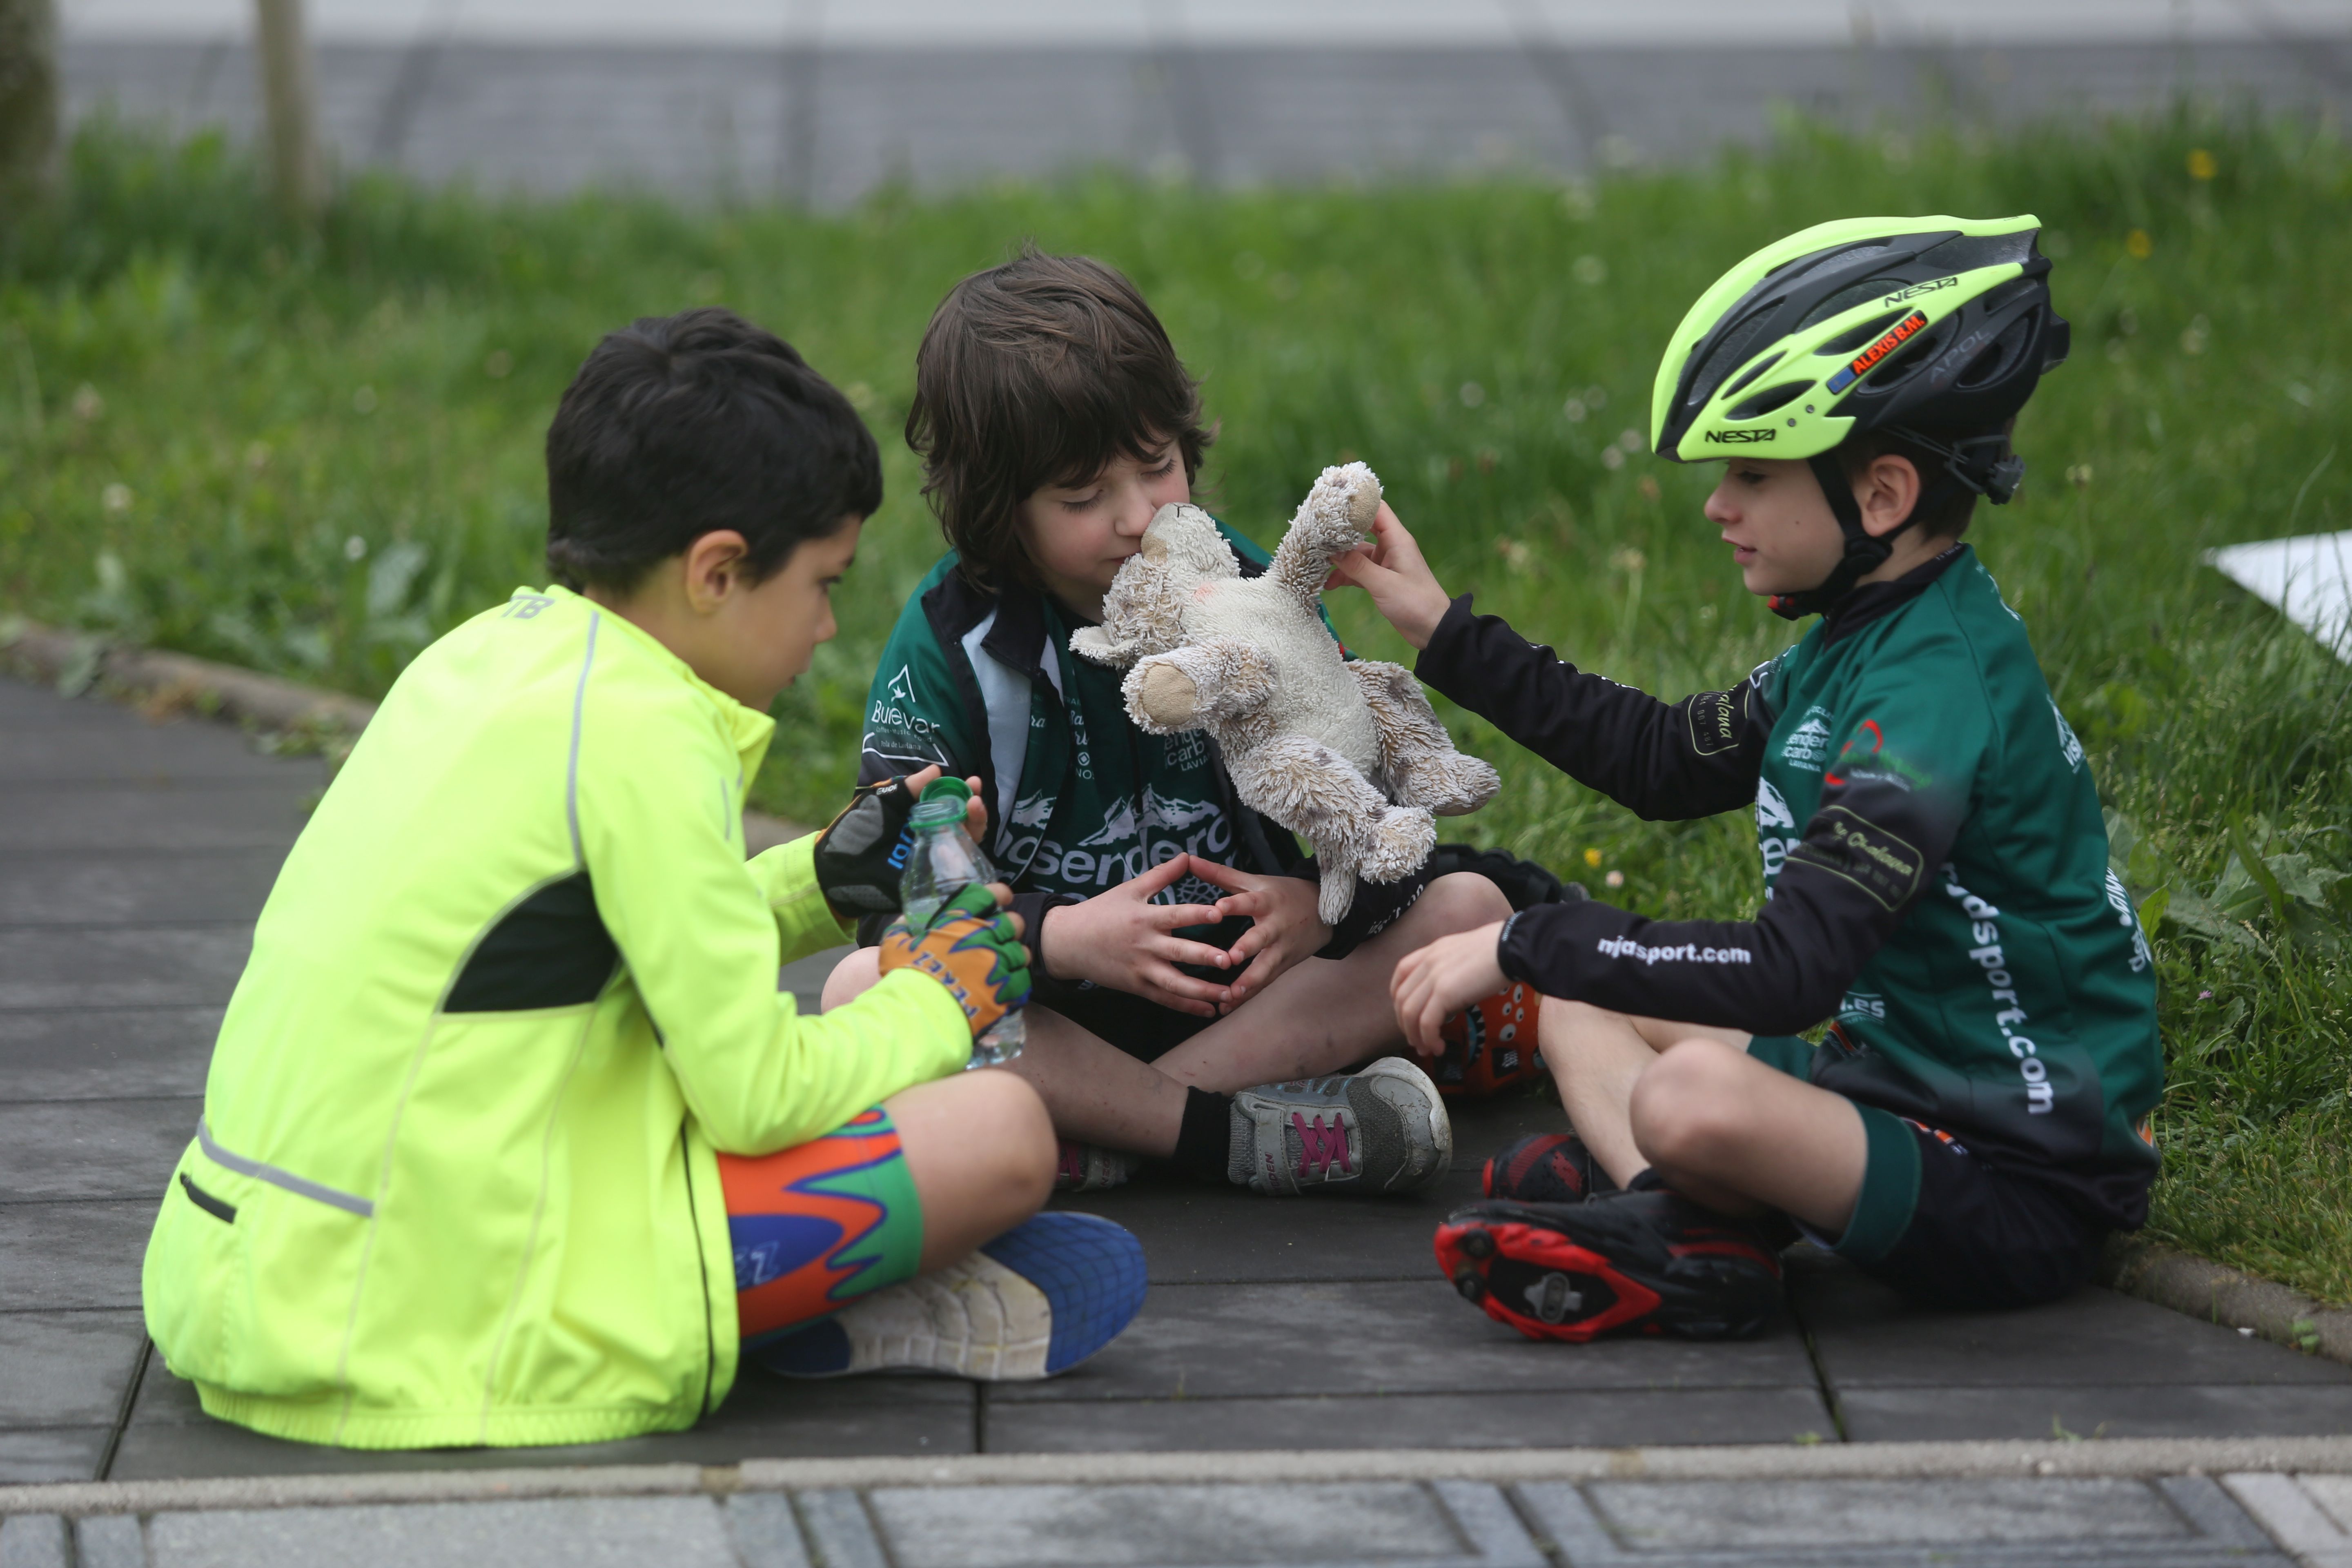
[1325,502,1454,651]
[813,765,987,918]
[1390,920,1508,1057]
[878,882,1030,1040]
[1039,855,1234,1018]
[1187,859,1334,1011]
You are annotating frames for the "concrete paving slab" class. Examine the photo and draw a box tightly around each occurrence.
[0,724,318,785]
[0,685,157,729]
[1514,1473,2288,1566]
[2226,1473,2352,1568]
[0,1009,221,1102]
[990,1279,1814,1403]
[0,1512,70,1568]
[1795,1265,2352,1387]
[849,1479,1543,1567]
[0,1312,145,1427]
[0,1202,151,1311]
[0,1101,198,1202]
[74,1515,143,1568]
[981,1386,1835,1452]
[0,1430,107,1485]
[0,857,281,929]
[143,1496,742,1568]
[1840,1385,2352,1441]
[0,928,254,1011]
[114,1362,976,1478]
[0,786,316,855]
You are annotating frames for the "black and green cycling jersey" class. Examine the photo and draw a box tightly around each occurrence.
[858,529,1425,982]
[1419,544,2162,1233]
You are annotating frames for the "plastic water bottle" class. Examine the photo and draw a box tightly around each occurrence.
[900,777,1025,1067]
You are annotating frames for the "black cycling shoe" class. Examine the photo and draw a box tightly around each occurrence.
[1481,1132,1617,1204]
[1435,1185,1784,1343]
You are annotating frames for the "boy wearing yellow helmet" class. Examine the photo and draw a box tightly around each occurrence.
[1338,217,2161,1342]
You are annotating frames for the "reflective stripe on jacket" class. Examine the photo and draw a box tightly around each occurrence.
[143,586,969,1449]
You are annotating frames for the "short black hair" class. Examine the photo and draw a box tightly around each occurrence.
[1837,426,1995,541]
[545,307,882,592]
[906,248,1212,592]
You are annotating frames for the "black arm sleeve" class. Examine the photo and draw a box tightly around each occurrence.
[1494,772,1960,1033]
[1415,595,1771,821]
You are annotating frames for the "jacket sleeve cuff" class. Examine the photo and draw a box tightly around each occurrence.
[1013,891,1085,978]
[752,831,855,958]
[1413,594,1480,696]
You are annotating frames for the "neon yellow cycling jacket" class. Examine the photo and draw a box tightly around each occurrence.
[142,586,969,1449]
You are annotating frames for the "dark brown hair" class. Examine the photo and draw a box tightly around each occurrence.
[906,248,1212,590]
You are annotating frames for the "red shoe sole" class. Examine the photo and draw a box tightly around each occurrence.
[1433,1214,1664,1342]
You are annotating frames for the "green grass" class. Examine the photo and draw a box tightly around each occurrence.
[4,115,2350,1307]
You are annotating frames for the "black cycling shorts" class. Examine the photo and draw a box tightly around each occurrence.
[1749,1033,2105,1311]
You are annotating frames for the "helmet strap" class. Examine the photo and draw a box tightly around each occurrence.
[1769,453,1907,621]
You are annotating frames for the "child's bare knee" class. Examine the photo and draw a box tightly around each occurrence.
[1628,1040,1748,1170]
[971,1069,1057,1207]
[1419,871,1515,931]
[819,946,882,1011]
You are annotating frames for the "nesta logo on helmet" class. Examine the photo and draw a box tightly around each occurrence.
[1704,427,1777,444]
[1826,308,1931,394]
[1881,276,1958,306]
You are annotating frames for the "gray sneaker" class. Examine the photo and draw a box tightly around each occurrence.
[1227,1056,1453,1196]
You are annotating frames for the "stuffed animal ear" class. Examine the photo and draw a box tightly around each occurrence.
[1070,625,1124,666]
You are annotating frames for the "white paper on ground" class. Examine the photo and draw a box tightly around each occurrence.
[2204,530,2352,663]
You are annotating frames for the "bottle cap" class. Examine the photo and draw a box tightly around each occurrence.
[909,776,971,831]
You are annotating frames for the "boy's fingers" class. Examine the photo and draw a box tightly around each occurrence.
[1144,899,1223,927]
[1183,858,1256,893]
[1126,855,1196,898]
[1155,937,1233,970]
[905,764,942,791]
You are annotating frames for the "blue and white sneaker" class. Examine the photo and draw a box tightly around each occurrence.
[751,1212,1147,1381]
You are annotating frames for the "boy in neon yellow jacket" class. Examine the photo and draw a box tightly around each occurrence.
[142,308,1147,1450]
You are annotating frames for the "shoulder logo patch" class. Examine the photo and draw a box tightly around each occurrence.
[1686,690,1740,757]
[1786,806,1924,912]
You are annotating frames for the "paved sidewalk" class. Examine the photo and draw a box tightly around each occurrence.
[4,668,2350,1503]
[60,30,2352,204]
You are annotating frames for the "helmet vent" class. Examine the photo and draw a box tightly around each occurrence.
[1726,382,1810,422]
[1917,231,2035,274]
[1718,350,1786,402]
[1683,310,1774,410]
[1796,281,1892,334]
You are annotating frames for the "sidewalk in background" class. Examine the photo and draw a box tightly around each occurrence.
[53,0,2352,203]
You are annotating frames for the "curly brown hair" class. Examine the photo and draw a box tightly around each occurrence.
[906,248,1213,591]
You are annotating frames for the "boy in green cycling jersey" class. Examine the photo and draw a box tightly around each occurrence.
[1340,217,2161,1340]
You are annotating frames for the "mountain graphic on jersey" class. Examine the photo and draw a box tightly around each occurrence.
[1076,788,1222,849]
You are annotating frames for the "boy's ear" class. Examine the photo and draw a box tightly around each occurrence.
[1856,454,1923,540]
[680,530,753,614]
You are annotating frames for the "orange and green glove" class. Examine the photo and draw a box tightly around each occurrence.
[878,882,1032,1040]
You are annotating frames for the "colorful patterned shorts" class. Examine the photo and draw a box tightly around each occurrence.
[719,1107,925,1347]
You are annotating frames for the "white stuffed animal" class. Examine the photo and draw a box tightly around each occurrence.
[1070,462,1500,925]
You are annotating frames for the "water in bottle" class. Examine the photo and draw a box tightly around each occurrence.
[900,777,1025,1066]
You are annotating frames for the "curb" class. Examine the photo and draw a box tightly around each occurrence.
[2,618,379,734]
[4,1438,2352,1518]
[0,617,809,849]
[2101,1232,2352,1367]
